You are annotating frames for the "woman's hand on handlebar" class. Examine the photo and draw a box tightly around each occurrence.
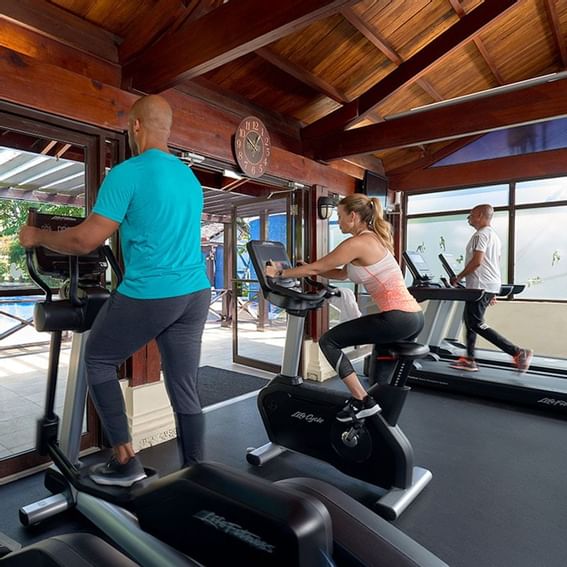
[265,261,283,279]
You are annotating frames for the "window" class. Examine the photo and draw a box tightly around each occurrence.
[515,206,566,300]
[406,212,509,284]
[516,177,567,205]
[406,177,567,301]
[407,185,508,215]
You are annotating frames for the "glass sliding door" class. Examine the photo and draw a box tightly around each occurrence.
[232,195,290,372]
[0,102,125,480]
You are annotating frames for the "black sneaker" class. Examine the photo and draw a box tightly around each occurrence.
[89,455,147,487]
[336,396,380,423]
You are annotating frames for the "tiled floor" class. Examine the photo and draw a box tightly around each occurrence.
[0,322,274,460]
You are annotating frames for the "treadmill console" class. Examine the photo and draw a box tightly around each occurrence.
[403,251,441,287]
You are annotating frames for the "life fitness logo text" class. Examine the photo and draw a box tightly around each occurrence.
[291,411,325,424]
[538,397,567,407]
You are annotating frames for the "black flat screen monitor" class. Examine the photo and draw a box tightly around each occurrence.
[361,171,388,211]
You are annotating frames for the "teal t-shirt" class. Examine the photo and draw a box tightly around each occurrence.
[93,149,210,299]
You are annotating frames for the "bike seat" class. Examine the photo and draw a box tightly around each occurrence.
[381,341,430,360]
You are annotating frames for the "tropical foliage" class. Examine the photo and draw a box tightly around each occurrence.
[0,199,83,283]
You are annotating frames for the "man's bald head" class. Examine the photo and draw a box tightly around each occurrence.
[468,203,494,229]
[472,204,494,220]
[128,95,173,154]
[129,95,173,134]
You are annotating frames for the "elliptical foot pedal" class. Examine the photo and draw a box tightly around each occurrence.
[0,532,21,557]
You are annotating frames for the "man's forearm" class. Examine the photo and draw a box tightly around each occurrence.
[35,227,93,256]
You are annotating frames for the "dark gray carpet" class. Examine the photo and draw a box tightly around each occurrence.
[198,365,268,407]
[1,373,566,567]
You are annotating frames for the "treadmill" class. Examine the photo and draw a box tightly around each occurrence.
[403,251,567,419]
[437,253,567,376]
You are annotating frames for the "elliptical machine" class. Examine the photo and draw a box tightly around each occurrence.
[17,212,450,567]
[17,211,335,567]
[245,240,432,520]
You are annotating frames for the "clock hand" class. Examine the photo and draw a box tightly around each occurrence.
[249,134,260,152]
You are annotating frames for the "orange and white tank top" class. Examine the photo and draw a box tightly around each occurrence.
[346,250,421,313]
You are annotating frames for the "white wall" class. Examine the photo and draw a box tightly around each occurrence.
[476,301,567,358]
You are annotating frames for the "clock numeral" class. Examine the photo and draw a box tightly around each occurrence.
[236,139,242,148]
[238,151,244,160]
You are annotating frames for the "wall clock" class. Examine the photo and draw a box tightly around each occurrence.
[234,116,271,178]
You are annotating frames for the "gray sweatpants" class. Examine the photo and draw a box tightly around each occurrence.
[84,288,211,446]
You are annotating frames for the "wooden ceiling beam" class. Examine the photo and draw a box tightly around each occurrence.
[342,6,443,105]
[176,78,302,153]
[449,0,504,84]
[387,135,483,177]
[544,0,567,69]
[390,148,567,192]
[416,79,444,102]
[255,47,350,104]
[119,0,225,64]
[310,76,567,160]
[303,0,518,140]
[0,47,356,195]
[0,18,120,86]
[123,0,357,93]
[341,7,402,64]
[0,0,120,63]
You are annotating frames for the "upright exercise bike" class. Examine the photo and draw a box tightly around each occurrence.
[245,240,432,520]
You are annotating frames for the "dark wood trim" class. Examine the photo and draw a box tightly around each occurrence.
[0,0,120,63]
[256,47,349,104]
[303,0,518,139]
[124,0,358,92]
[390,149,567,193]
[0,49,357,194]
[310,75,567,161]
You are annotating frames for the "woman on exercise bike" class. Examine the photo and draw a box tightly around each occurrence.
[265,193,423,422]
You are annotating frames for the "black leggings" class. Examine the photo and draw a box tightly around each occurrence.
[318,310,424,380]
[464,293,518,358]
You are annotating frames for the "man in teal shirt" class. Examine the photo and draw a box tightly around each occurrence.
[20,95,211,486]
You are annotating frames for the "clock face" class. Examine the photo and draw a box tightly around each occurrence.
[234,116,271,178]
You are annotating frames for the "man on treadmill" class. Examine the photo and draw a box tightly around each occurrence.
[449,204,532,373]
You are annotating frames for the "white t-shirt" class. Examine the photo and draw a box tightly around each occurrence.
[465,226,502,293]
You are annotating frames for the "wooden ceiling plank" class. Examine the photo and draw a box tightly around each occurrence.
[449,0,503,84]
[341,6,403,65]
[344,155,385,176]
[416,78,444,101]
[390,148,567,192]
[0,0,120,63]
[123,0,358,93]
[119,0,226,64]
[448,0,466,18]
[544,0,567,69]
[302,0,518,140]
[311,76,567,160]
[118,0,192,64]
[473,37,504,84]
[256,47,349,104]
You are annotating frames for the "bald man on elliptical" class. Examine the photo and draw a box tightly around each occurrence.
[19,95,211,486]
